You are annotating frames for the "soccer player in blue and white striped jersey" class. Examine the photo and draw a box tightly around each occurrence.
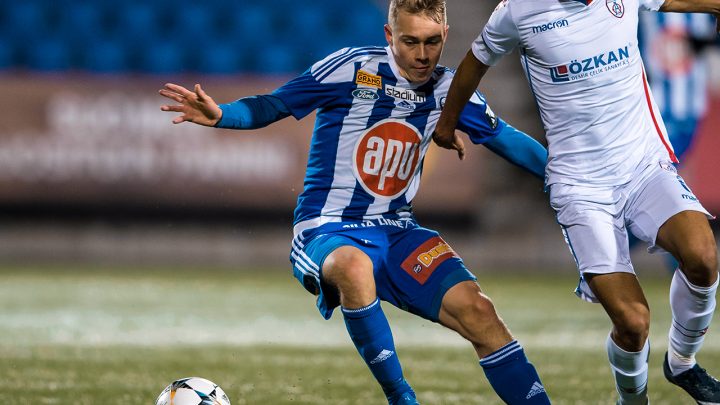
[639,11,717,158]
[159,1,550,403]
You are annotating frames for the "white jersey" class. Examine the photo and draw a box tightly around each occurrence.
[472,0,678,187]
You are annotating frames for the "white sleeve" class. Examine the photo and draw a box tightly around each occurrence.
[471,1,520,66]
[638,0,664,11]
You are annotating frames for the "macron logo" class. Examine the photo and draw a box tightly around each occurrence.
[526,382,546,399]
[370,349,395,364]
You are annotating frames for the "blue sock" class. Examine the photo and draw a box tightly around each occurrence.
[342,298,414,402]
[480,340,550,404]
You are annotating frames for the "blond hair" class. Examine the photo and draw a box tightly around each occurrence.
[388,0,447,26]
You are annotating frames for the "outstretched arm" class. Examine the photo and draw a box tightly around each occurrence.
[159,83,291,129]
[432,51,490,160]
[159,83,223,126]
[482,124,547,180]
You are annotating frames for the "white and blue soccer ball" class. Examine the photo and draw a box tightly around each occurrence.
[155,377,231,405]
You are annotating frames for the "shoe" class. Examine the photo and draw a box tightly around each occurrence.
[389,392,420,405]
[664,351,720,404]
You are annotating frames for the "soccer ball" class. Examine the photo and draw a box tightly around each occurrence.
[155,377,231,405]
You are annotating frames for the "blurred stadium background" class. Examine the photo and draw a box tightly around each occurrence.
[1,0,719,403]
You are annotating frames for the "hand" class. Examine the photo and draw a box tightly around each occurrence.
[159,83,222,127]
[432,127,466,160]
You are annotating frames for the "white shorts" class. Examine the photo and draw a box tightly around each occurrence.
[550,160,713,303]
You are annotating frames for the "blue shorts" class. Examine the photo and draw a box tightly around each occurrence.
[289,218,476,321]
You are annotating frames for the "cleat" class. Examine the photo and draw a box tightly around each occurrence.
[664,352,720,404]
[389,392,420,405]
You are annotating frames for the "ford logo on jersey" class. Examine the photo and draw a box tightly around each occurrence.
[352,89,379,100]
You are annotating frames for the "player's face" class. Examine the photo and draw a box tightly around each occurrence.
[385,10,448,83]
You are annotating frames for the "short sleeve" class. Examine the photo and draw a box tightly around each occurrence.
[456,92,507,144]
[471,1,520,66]
[638,0,664,11]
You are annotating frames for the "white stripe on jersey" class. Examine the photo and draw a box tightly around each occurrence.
[319,59,382,218]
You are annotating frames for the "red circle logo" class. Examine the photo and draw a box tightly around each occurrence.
[352,119,423,199]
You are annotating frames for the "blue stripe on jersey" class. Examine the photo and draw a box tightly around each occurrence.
[387,76,438,214]
[292,76,360,224]
[340,62,398,219]
[315,48,387,83]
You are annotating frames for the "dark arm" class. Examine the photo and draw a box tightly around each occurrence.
[432,51,491,159]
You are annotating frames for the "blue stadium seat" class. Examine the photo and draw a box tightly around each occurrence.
[114,3,160,43]
[197,40,244,74]
[139,41,186,74]
[3,2,48,42]
[225,6,276,43]
[0,40,13,70]
[26,39,72,71]
[173,3,217,44]
[57,2,107,47]
[253,43,298,74]
[81,39,129,73]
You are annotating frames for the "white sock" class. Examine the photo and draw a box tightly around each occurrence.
[668,269,718,375]
[607,333,649,405]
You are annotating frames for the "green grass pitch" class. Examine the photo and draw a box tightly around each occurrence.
[0,265,716,404]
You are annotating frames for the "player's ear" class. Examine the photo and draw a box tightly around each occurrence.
[384,24,393,46]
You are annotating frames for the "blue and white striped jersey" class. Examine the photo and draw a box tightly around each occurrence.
[638,11,716,122]
[273,46,505,236]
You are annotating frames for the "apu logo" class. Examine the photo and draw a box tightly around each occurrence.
[550,46,630,83]
[352,119,422,199]
[606,0,624,18]
[352,89,379,101]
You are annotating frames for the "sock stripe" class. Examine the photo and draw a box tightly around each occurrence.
[480,341,522,366]
[341,298,380,315]
[672,320,709,338]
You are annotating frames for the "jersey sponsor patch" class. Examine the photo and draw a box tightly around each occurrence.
[352,119,422,199]
[384,85,426,103]
[401,236,459,285]
[352,88,379,101]
[356,70,382,88]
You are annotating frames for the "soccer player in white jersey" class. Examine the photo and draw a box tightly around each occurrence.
[159,1,551,404]
[433,0,720,403]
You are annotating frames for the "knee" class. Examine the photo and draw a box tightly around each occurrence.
[681,244,718,287]
[322,247,374,295]
[448,291,506,341]
[456,294,500,323]
[613,306,650,349]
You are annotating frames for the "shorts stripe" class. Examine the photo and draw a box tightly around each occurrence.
[291,249,319,277]
[291,254,319,281]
